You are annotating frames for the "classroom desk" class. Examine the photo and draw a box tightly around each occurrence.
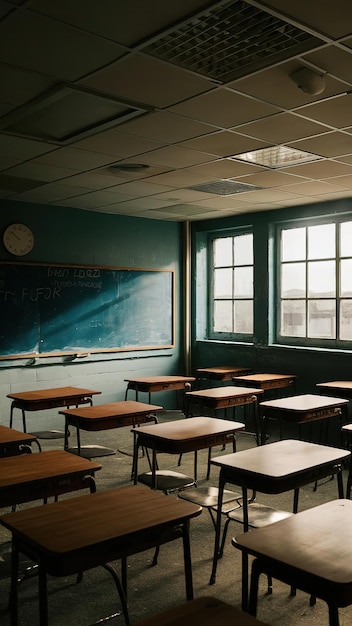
[132,416,245,487]
[316,380,352,399]
[124,375,195,408]
[60,400,163,458]
[0,425,39,457]
[209,439,350,610]
[234,499,352,626]
[0,449,101,508]
[196,366,252,383]
[259,393,349,445]
[232,373,296,399]
[7,386,101,432]
[1,484,202,626]
[185,386,264,444]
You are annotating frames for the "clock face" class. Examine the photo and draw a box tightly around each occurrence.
[3,223,34,256]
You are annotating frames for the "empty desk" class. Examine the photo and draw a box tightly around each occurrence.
[317,380,352,399]
[132,416,245,487]
[234,499,352,626]
[60,400,163,458]
[185,386,263,444]
[0,425,39,457]
[0,449,101,508]
[233,373,296,398]
[259,393,349,445]
[7,386,101,433]
[209,439,350,610]
[124,375,195,410]
[196,366,252,385]
[1,485,202,626]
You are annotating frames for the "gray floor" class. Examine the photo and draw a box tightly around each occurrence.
[0,411,350,626]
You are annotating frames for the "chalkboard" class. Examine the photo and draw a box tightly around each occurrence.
[0,262,175,358]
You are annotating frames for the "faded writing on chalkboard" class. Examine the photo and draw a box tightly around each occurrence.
[0,262,175,358]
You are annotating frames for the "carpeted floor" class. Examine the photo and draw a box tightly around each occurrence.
[0,410,350,626]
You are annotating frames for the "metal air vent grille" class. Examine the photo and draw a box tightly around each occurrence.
[189,180,262,195]
[141,0,324,83]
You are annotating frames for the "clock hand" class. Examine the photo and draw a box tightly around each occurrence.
[11,231,21,241]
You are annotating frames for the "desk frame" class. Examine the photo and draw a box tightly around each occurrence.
[259,393,349,445]
[7,386,101,432]
[60,400,163,456]
[132,416,245,487]
[209,439,350,610]
[234,499,352,626]
[2,485,201,626]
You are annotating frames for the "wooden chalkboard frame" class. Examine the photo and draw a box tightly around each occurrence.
[0,262,175,359]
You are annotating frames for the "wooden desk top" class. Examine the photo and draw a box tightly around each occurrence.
[235,499,352,586]
[134,596,267,626]
[59,400,163,421]
[0,449,102,508]
[186,386,263,399]
[0,485,201,558]
[196,366,252,380]
[0,449,101,490]
[317,381,352,398]
[132,416,244,443]
[211,439,350,493]
[7,386,101,405]
[233,373,296,388]
[125,375,195,389]
[259,393,349,412]
[0,425,36,446]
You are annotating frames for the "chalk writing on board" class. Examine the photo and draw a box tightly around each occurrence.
[0,262,175,357]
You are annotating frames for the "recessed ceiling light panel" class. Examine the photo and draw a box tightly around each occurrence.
[231,146,322,169]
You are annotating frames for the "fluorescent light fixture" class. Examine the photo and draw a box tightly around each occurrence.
[231,145,322,169]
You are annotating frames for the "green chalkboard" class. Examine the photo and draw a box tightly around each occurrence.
[0,262,175,358]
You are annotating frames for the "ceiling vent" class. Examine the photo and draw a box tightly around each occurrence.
[140,0,324,83]
[189,180,262,195]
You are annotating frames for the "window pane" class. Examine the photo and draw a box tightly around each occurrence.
[308,224,335,259]
[214,300,232,332]
[340,259,352,297]
[234,233,253,265]
[214,268,232,298]
[308,261,335,297]
[340,300,352,340]
[308,300,336,338]
[281,263,306,298]
[214,237,232,267]
[281,228,306,261]
[281,300,306,337]
[234,267,253,298]
[340,221,352,258]
[234,301,253,333]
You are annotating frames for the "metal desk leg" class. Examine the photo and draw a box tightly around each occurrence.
[181,520,194,600]
[9,539,19,626]
[209,473,226,585]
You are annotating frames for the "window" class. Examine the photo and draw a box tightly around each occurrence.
[277,219,352,347]
[209,231,254,340]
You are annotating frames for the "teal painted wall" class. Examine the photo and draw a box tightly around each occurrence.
[0,201,184,428]
[191,197,352,438]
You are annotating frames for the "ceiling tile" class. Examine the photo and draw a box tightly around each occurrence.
[81,54,214,109]
[0,10,125,81]
[180,131,270,158]
[170,88,279,127]
[120,111,216,143]
[238,112,330,143]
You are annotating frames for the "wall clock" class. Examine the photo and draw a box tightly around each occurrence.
[3,223,34,256]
